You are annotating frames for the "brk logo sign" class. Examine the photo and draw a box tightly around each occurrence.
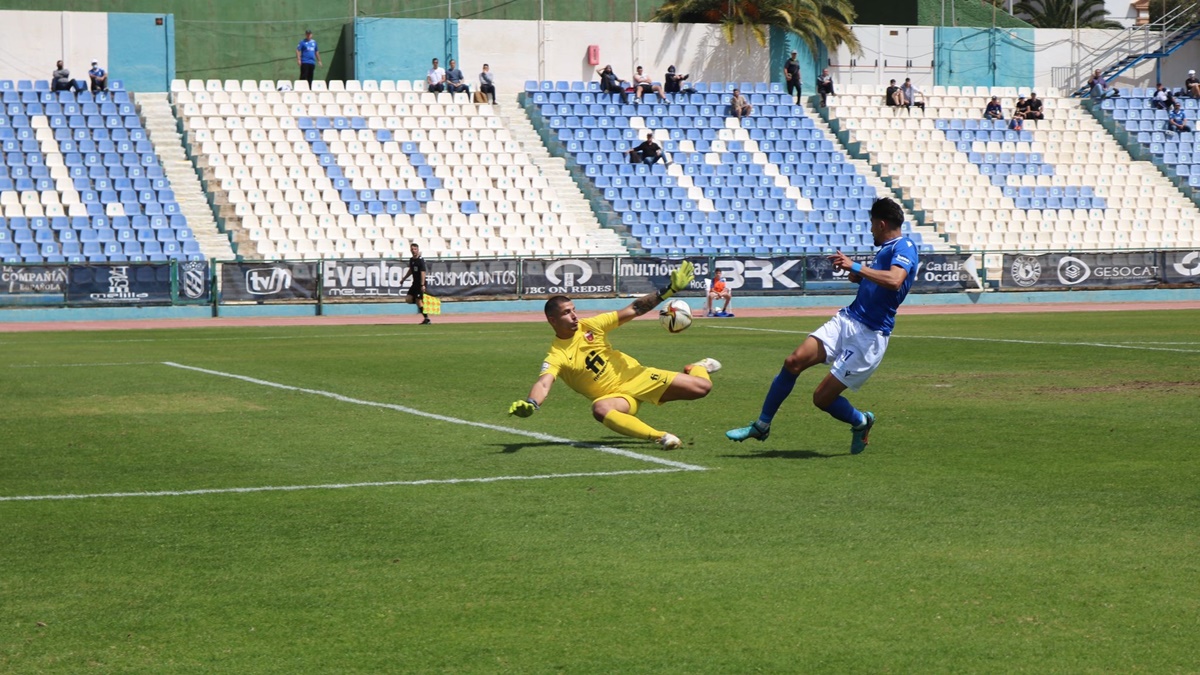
[246,267,292,295]
[717,259,802,289]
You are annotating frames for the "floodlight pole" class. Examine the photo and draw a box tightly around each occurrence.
[538,0,545,81]
[1073,0,1079,89]
[632,0,640,74]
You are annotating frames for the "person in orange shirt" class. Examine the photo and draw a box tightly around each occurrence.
[706,269,733,317]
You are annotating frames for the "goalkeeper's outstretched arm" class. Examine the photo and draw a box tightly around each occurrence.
[509,374,554,417]
[616,260,695,325]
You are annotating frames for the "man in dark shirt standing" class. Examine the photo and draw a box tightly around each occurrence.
[627,132,668,166]
[784,51,802,105]
[401,242,431,324]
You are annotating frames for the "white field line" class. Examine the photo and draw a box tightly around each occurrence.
[0,362,707,502]
[0,469,683,502]
[162,361,706,472]
[706,325,1200,354]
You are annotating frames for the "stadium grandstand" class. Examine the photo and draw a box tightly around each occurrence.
[0,0,1198,304]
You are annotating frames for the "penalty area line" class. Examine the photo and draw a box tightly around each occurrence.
[0,469,686,502]
[161,361,707,472]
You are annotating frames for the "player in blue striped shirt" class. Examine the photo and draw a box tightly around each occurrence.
[726,197,919,454]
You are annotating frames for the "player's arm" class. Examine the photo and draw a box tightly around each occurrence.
[829,250,909,291]
[509,373,554,417]
[616,260,694,325]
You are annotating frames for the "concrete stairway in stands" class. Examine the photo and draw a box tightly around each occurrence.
[134,92,236,261]
[494,90,626,254]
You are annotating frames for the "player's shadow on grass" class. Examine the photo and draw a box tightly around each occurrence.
[725,449,840,459]
[494,439,646,454]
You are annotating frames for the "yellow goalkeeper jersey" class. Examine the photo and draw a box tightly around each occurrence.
[539,311,645,400]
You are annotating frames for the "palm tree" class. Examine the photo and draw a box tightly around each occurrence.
[1013,0,1123,28]
[1148,0,1200,25]
[651,0,862,57]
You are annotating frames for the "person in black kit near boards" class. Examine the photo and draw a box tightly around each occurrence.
[400,242,431,324]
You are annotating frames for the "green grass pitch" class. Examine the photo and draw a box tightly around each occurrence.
[1,309,1197,672]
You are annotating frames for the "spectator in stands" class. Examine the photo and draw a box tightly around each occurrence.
[1025,92,1045,120]
[664,66,695,98]
[984,96,1003,120]
[88,59,107,93]
[1152,82,1174,110]
[705,270,733,317]
[632,66,665,103]
[816,68,835,107]
[1187,70,1200,98]
[597,65,628,104]
[901,78,924,109]
[728,88,754,118]
[1088,69,1112,101]
[885,79,902,107]
[296,30,321,86]
[478,64,496,104]
[1168,101,1191,133]
[444,59,469,94]
[627,132,669,166]
[52,60,84,93]
[1015,95,1030,117]
[784,51,803,104]
[1008,112,1024,131]
[426,58,446,93]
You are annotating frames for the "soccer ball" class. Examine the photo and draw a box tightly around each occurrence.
[659,299,693,333]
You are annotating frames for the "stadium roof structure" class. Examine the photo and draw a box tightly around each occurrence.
[916,0,1034,28]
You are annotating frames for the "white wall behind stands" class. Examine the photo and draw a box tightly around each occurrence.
[457,19,771,88]
[0,10,107,83]
[828,26,936,89]
[1034,28,1200,95]
[1104,0,1139,28]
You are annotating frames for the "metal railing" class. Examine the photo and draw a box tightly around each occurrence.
[1060,3,1199,95]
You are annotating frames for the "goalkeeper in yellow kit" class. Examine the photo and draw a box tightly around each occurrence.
[508,261,720,450]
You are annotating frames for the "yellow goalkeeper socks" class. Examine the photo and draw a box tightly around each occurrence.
[602,410,662,441]
[688,365,711,382]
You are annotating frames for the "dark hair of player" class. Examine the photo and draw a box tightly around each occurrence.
[544,295,571,317]
[870,197,905,230]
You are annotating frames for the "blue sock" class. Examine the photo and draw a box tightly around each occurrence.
[757,367,799,425]
[824,396,866,428]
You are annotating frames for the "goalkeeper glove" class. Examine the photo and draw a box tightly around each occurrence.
[508,398,539,417]
[660,260,695,299]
